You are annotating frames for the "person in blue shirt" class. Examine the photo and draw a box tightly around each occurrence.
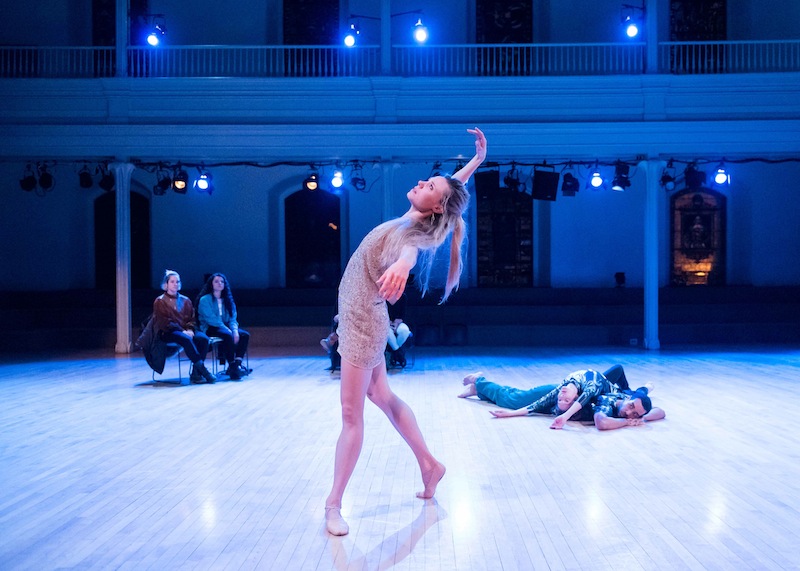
[196,273,250,380]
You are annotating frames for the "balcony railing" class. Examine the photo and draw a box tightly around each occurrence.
[660,40,800,74]
[2,41,799,79]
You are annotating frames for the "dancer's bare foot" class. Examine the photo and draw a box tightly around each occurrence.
[458,372,482,398]
[462,372,483,386]
[325,505,349,536]
[416,462,446,499]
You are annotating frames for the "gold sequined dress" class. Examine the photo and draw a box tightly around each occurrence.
[336,225,393,369]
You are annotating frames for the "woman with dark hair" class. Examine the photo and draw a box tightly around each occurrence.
[196,273,250,380]
[153,270,216,384]
[324,127,487,536]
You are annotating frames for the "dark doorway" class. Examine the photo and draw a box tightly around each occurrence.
[95,192,151,289]
[285,188,341,288]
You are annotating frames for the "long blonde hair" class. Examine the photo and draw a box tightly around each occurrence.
[379,176,469,303]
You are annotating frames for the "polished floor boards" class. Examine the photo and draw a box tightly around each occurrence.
[1,345,799,571]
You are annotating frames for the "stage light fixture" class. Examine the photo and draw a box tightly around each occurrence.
[560,164,580,196]
[98,166,115,192]
[303,168,319,191]
[429,161,443,177]
[78,164,94,189]
[20,164,37,192]
[153,166,171,196]
[660,159,676,191]
[331,170,344,189]
[503,163,525,193]
[146,15,167,47]
[193,166,213,194]
[611,162,631,191]
[344,23,360,47]
[713,162,730,186]
[172,165,188,193]
[413,18,428,44]
[38,164,55,191]
[684,163,706,189]
[620,3,644,39]
[589,164,604,189]
[350,162,366,191]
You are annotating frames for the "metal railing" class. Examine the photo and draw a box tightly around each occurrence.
[393,43,645,76]
[660,40,800,74]
[1,41,799,79]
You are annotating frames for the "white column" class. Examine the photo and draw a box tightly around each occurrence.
[642,158,662,349]
[645,0,659,73]
[380,0,391,74]
[112,161,136,353]
[115,0,128,78]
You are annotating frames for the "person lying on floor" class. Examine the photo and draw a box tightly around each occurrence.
[459,365,665,430]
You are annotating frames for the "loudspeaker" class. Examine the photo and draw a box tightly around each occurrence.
[532,170,559,201]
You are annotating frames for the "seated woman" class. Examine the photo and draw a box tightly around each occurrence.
[196,273,250,380]
[320,314,340,371]
[153,270,216,384]
[459,367,619,429]
[386,294,412,368]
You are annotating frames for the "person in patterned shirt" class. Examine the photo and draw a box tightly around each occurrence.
[592,386,665,430]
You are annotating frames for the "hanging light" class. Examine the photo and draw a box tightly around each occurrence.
[713,162,730,186]
[98,165,115,192]
[146,15,167,47]
[172,164,188,193]
[560,164,579,196]
[684,163,706,189]
[331,169,344,189]
[303,167,319,191]
[344,22,360,47]
[611,161,631,191]
[153,165,172,195]
[413,18,428,44]
[503,162,524,193]
[20,164,37,192]
[78,164,94,189]
[589,163,604,189]
[429,161,443,177]
[38,164,55,191]
[193,166,214,193]
[350,162,366,191]
[660,159,676,191]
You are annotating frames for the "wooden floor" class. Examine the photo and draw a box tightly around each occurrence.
[1,345,799,571]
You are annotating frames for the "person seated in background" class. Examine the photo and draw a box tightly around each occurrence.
[153,270,216,384]
[386,292,412,368]
[320,314,340,371]
[196,273,251,380]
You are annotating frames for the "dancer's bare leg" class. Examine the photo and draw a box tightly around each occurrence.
[458,371,483,398]
[325,359,372,535]
[367,361,446,499]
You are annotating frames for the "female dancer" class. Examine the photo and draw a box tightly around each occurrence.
[325,127,487,535]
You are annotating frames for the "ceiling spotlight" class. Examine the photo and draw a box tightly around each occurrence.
[98,166,115,192]
[561,173,580,196]
[685,163,706,189]
[350,162,366,191]
[193,166,213,194]
[504,162,525,193]
[611,162,631,191]
[78,164,94,189]
[713,162,730,186]
[331,170,344,189]
[172,165,188,193]
[20,164,37,192]
[589,164,604,189]
[413,18,428,44]
[624,16,639,38]
[344,22,360,47]
[303,168,319,191]
[38,164,55,191]
[620,3,644,39]
[153,165,171,196]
